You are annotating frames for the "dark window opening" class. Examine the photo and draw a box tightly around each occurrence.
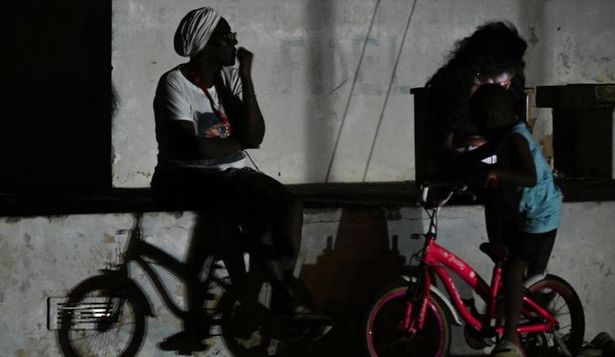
[536,84,615,179]
[2,0,112,195]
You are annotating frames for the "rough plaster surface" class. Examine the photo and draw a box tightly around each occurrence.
[1,203,614,355]
[111,0,615,187]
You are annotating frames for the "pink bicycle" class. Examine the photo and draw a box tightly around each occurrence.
[363,183,584,356]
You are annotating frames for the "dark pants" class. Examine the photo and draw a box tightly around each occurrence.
[151,166,304,331]
[483,188,556,276]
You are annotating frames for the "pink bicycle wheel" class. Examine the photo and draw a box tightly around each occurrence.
[522,274,585,356]
[363,279,450,357]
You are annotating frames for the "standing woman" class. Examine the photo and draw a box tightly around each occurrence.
[426,22,541,357]
[426,21,528,161]
[426,21,531,252]
[151,7,313,351]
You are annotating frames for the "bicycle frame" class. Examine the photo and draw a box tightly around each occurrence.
[111,215,221,322]
[410,204,558,337]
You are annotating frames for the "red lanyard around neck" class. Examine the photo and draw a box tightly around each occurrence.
[188,67,232,130]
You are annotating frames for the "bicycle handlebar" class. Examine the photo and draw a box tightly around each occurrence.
[419,182,476,209]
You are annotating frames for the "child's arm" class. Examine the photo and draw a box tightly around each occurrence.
[486,133,537,187]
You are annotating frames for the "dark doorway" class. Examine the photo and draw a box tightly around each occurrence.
[2,0,112,194]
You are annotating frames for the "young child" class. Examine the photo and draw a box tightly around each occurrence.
[468,84,563,357]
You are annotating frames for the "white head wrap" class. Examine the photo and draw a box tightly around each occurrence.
[174,7,221,58]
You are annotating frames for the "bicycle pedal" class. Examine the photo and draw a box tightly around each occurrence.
[464,327,495,349]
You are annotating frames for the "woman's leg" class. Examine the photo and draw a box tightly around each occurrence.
[226,170,308,310]
[154,169,247,331]
[153,169,231,347]
[227,170,302,271]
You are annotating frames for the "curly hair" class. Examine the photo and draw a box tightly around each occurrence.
[426,21,528,141]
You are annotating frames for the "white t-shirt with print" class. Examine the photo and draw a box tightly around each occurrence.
[154,65,246,170]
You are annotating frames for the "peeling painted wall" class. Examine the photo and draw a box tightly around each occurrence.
[4,1,613,355]
[111,0,615,187]
[1,204,614,355]
[0,203,615,357]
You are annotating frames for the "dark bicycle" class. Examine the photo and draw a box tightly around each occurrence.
[56,212,280,356]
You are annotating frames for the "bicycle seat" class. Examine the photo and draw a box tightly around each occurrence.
[479,243,508,263]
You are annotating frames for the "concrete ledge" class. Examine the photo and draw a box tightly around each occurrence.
[0,182,418,217]
[1,178,614,217]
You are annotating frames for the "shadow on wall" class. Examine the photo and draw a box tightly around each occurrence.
[305,0,338,181]
[298,208,412,356]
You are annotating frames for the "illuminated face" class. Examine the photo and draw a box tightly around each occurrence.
[470,72,514,94]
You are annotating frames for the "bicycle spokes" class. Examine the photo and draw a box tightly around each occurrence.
[520,277,584,356]
[365,283,450,357]
[60,297,123,331]
[57,277,145,357]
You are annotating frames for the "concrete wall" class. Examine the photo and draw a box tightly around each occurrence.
[1,203,614,356]
[111,0,615,186]
[2,1,615,356]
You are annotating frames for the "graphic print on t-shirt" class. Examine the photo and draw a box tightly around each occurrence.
[196,111,231,138]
